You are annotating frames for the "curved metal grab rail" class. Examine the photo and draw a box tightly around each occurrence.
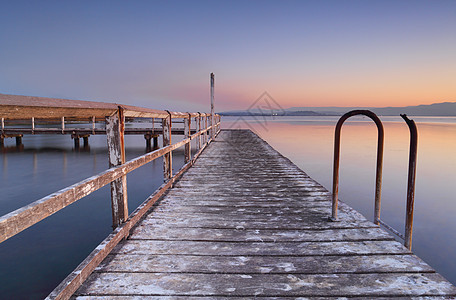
[330,110,418,250]
[401,114,418,250]
[330,110,384,223]
[364,114,418,250]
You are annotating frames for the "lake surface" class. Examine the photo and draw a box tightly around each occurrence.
[1,116,455,299]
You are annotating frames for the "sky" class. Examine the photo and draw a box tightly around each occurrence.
[1,0,455,112]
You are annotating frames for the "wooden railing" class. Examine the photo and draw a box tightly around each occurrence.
[0,94,221,299]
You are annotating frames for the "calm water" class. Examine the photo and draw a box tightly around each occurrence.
[1,116,455,299]
[0,131,193,299]
[223,115,456,286]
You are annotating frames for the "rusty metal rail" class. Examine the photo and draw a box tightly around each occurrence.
[401,114,418,250]
[330,110,418,250]
[330,110,384,223]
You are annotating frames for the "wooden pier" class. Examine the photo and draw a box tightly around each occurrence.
[62,130,456,298]
[1,91,455,298]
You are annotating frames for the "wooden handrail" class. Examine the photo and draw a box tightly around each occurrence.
[0,108,220,243]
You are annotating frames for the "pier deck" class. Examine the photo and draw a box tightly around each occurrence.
[72,130,456,298]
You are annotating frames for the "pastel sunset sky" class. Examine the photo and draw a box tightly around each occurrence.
[1,0,455,112]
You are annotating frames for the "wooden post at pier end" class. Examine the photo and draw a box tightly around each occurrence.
[162,111,172,181]
[106,107,128,228]
[210,73,215,140]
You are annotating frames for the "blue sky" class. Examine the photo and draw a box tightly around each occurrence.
[1,0,455,112]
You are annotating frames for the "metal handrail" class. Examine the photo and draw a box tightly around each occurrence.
[330,110,418,250]
[330,110,384,223]
[401,114,418,250]
[376,114,418,250]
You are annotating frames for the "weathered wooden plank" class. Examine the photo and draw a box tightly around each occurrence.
[72,296,455,300]
[146,210,366,222]
[133,214,376,230]
[157,197,332,206]
[165,190,331,199]
[150,205,347,216]
[129,227,393,242]
[110,240,410,256]
[75,272,456,297]
[96,254,433,274]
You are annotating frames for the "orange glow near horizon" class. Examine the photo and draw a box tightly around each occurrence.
[216,73,456,110]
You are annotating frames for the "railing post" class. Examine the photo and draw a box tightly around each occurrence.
[204,114,208,144]
[209,114,212,142]
[184,113,191,163]
[217,115,221,133]
[401,114,418,250]
[162,111,172,181]
[92,116,96,135]
[210,73,215,140]
[196,113,201,151]
[106,107,128,228]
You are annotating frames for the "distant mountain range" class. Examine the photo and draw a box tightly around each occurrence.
[220,102,456,116]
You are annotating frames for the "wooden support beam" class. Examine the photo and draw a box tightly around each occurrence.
[74,137,80,148]
[15,135,22,146]
[106,108,128,228]
[184,114,191,163]
[162,112,172,181]
[153,136,158,149]
[83,136,89,148]
[144,134,152,151]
